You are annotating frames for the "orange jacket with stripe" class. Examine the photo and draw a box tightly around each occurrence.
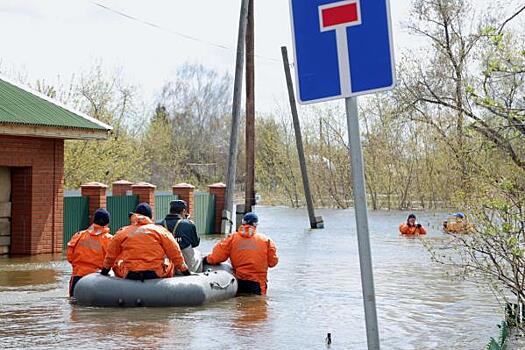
[67,224,112,276]
[399,223,427,235]
[206,224,278,294]
[102,215,188,278]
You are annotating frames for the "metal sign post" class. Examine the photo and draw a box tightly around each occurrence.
[345,96,379,349]
[288,0,396,348]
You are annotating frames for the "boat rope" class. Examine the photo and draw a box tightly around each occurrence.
[210,278,236,290]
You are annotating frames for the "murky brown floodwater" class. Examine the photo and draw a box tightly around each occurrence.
[0,207,501,349]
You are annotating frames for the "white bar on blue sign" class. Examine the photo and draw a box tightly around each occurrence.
[336,28,351,96]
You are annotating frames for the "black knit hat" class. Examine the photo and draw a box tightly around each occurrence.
[170,200,187,213]
[93,208,110,226]
[407,213,416,220]
[135,202,152,219]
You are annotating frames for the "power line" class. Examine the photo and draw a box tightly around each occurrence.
[91,1,281,64]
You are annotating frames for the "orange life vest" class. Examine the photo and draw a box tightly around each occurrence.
[399,223,427,235]
[443,221,473,234]
[67,224,112,276]
[206,224,278,294]
[102,215,188,278]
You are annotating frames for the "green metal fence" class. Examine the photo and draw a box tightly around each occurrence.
[63,196,90,246]
[62,190,216,250]
[154,194,179,222]
[107,195,139,234]
[194,192,215,235]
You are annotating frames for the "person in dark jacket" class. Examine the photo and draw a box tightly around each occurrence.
[157,200,202,272]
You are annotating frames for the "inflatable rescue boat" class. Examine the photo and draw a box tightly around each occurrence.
[73,264,237,307]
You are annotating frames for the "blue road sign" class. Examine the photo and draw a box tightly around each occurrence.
[289,0,395,104]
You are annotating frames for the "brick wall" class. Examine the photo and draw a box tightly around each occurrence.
[81,182,107,224]
[208,183,226,234]
[173,183,195,216]
[0,135,64,254]
[131,182,156,217]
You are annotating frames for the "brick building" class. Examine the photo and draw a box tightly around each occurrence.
[0,76,111,255]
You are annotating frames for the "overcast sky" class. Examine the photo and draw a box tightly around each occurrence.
[0,0,518,114]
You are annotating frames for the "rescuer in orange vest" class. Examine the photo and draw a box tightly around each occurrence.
[67,208,112,296]
[399,213,427,235]
[101,203,190,280]
[204,212,279,295]
[443,212,473,234]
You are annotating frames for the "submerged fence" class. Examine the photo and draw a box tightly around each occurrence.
[154,192,215,234]
[154,194,179,222]
[107,195,139,235]
[63,191,217,248]
[194,192,215,235]
[63,196,89,245]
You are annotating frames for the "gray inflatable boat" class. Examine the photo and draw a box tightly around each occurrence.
[73,264,237,307]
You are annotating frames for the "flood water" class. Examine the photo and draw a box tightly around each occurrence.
[0,207,501,349]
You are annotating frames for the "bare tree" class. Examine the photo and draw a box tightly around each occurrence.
[158,63,232,184]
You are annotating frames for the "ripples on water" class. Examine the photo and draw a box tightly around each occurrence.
[0,207,501,349]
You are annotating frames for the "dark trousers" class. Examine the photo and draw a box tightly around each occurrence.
[69,275,83,297]
[237,279,262,296]
[126,270,159,282]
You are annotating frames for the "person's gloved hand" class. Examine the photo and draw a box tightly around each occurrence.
[416,224,422,229]
[181,269,191,276]
[100,268,110,276]
[202,256,209,265]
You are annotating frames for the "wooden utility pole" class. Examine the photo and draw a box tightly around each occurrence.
[223,0,250,234]
[244,0,255,214]
[281,46,323,229]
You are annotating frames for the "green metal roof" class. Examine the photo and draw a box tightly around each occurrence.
[0,77,111,131]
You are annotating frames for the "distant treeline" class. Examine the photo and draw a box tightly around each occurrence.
[5,1,522,214]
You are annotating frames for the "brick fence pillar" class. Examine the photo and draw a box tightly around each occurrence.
[112,180,133,196]
[131,182,156,217]
[80,182,108,224]
[172,183,195,217]
[208,183,226,234]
